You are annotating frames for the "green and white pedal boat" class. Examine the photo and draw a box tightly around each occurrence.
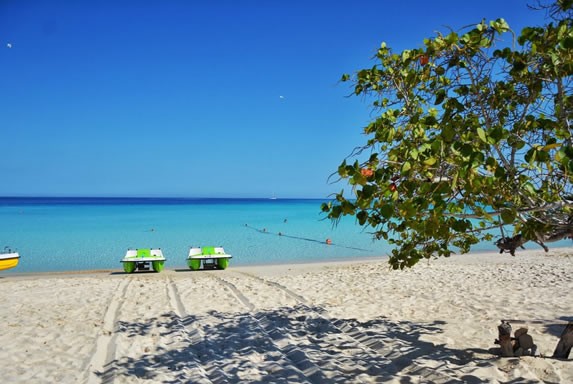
[187,246,232,270]
[121,248,165,273]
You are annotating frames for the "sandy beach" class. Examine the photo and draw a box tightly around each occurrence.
[1,248,572,383]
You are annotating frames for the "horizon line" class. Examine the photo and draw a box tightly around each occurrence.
[0,195,331,200]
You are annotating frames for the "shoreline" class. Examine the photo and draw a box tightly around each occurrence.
[4,243,573,279]
[0,254,389,279]
[1,248,572,383]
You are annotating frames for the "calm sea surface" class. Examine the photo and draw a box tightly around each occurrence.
[1,197,567,274]
[0,197,388,274]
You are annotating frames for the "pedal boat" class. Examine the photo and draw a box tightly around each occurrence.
[0,247,20,271]
[121,248,165,273]
[187,246,232,270]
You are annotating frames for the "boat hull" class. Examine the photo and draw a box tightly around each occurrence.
[120,248,165,273]
[187,247,232,270]
[0,253,20,271]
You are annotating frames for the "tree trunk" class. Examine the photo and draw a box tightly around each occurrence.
[498,321,513,357]
[553,322,573,359]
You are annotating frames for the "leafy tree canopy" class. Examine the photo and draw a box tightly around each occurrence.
[323,1,573,269]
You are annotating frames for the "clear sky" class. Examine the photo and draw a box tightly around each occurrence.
[0,0,550,198]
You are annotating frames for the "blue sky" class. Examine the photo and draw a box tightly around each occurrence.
[0,0,550,198]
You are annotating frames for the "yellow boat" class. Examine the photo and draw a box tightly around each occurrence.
[0,247,20,271]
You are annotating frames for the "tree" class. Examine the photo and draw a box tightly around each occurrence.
[323,1,573,269]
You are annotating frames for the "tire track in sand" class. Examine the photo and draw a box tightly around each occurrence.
[163,275,216,383]
[179,272,317,383]
[229,270,461,383]
[85,277,132,384]
[89,274,218,383]
[209,272,374,383]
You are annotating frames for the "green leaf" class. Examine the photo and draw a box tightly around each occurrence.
[423,157,437,166]
[489,127,504,143]
[329,205,342,219]
[434,89,446,105]
[441,125,456,142]
[556,148,567,162]
[500,209,516,224]
[477,127,487,143]
[338,161,348,177]
[357,210,368,225]
[380,204,393,219]
[424,115,438,126]
[460,144,474,157]
[523,182,536,195]
[524,148,536,164]
[451,219,470,232]
[542,143,561,151]
[341,200,355,215]
[410,148,419,160]
[353,172,367,185]
[490,18,510,33]
[362,184,375,199]
[451,172,458,190]
[562,36,573,49]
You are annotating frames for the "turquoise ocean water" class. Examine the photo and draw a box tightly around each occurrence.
[1,197,568,274]
[1,197,387,274]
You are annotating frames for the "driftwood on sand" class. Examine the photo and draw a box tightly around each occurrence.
[496,320,573,359]
[495,321,537,357]
[497,321,514,357]
[553,322,573,359]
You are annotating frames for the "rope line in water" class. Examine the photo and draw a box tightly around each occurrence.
[243,224,373,252]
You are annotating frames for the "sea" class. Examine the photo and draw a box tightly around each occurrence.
[1,197,568,274]
[0,197,384,274]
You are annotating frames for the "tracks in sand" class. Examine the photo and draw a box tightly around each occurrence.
[87,274,218,383]
[208,271,399,383]
[84,270,459,383]
[212,270,461,383]
[85,277,132,384]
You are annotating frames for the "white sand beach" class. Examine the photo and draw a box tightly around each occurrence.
[1,248,572,383]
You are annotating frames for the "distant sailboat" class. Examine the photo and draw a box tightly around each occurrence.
[270,193,277,200]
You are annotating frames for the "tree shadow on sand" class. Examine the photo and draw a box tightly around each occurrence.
[541,316,573,338]
[94,305,525,384]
